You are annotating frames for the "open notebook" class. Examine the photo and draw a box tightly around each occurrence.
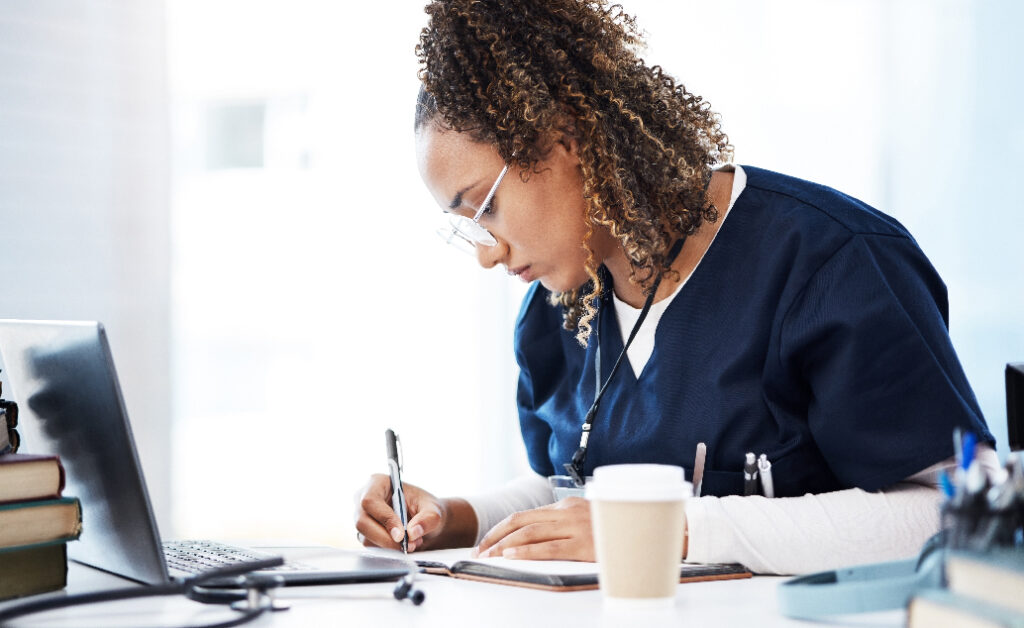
[409,548,751,592]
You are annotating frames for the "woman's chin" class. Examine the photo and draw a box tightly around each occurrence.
[539,274,585,294]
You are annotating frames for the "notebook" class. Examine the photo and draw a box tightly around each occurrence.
[0,320,409,586]
[411,548,751,592]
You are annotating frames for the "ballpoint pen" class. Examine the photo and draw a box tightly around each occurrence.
[758,453,774,498]
[743,452,759,496]
[385,429,408,553]
[693,442,707,497]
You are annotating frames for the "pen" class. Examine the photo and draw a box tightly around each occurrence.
[961,460,989,547]
[961,431,977,471]
[758,454,774,498]
[938,469,955,499]
[743,452,759,496]
[952,427,963,471]
[693,442,707,497]
[385,428,408,553]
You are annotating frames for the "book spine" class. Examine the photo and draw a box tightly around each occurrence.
[0,496,79,513]
[0,534,81,555]
[56,457,66,495]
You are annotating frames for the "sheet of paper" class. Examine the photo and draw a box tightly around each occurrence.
[414,548,599,575]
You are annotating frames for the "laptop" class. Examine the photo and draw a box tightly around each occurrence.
[0,319,409,586]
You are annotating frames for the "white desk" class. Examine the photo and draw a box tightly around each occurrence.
[1,553,906,627]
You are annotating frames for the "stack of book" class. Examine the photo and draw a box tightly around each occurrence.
[0,452,82,600]
[0,376,19,454]
[908,550,1024,627]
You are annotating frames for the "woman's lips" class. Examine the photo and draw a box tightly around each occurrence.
[508,265,533,282]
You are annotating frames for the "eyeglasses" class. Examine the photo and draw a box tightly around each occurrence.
[436,163,509,255]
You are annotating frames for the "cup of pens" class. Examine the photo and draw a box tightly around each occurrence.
[586,464,692,607]
[941,430,1024,551]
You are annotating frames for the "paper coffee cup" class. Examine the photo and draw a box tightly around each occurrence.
[586,464,692,607]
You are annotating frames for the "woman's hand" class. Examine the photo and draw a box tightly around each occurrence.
[353,474,476,552]
[473,497,595,561]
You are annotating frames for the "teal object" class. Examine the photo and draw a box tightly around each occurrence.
[777,533,945,620]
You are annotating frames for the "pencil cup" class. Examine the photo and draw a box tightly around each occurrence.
[586,464,691,607]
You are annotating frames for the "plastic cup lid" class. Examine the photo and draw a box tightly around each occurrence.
[585,464,692,502]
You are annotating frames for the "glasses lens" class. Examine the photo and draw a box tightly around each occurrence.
[450,216,497,247]
[435,227,477,255]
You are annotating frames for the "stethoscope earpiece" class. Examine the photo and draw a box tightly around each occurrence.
[393,573,426,605]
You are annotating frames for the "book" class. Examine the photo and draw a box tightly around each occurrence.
[909,589,1024,628]
[0,404,18,455]
[945,549,1024,614]
[0,543,67,601]
[0,378,20,454]
[0,409,10,454]
[0,454,65,504]
[0,497,82,550]
[413,549,751,592]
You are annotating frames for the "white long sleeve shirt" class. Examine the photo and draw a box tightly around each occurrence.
[465,446,1000,575]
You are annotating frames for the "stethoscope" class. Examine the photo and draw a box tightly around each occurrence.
[0,555,425,627]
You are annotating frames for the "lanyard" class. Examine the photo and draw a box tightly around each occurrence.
[564,237,686,486]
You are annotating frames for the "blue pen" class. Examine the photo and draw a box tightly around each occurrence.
[938,469,955,499]
[961,431,977,471]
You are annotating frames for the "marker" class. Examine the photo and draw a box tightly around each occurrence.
[385,429,408,553]
[758,454,774,498]
[743,452,759,496]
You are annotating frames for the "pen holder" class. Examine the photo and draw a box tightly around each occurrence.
[941,497,1024,552]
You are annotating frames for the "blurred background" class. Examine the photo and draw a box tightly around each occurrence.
[0,0,1021,546]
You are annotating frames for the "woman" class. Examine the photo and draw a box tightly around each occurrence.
[354,0,996,574]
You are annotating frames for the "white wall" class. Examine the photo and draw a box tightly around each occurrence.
[0,1,172,531]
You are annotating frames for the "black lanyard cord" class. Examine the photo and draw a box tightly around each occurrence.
[564,237,687,486]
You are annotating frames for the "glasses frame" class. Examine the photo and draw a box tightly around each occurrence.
[437,163,510,253]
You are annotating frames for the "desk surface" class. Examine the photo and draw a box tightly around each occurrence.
[1,551,906,627]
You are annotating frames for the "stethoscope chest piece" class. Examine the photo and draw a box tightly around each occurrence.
[229,573,290,613]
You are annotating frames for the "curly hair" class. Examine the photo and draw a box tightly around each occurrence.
[416,0,730,344]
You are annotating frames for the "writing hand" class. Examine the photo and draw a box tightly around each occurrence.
[354,474,478,552]
[354,474,442,552]
[474,497,596,562]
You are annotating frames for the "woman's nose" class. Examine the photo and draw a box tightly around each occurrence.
[475,238,508,269]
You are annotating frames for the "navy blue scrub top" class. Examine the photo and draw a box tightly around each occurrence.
[515,165,994,497]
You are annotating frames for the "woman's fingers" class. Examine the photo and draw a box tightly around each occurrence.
[353,474,449,553]
[478,521,568,557]
[406,500,443,547]
[501,538,583,561]
[475,498,595,562]
[353,473,406,550]
[476,508,554,556]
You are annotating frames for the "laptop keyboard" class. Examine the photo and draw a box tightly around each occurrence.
[163,540,305,574]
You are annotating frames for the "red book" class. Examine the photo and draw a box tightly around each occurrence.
[0,454,65,504]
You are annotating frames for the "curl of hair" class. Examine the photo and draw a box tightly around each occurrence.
[417,0,731,344]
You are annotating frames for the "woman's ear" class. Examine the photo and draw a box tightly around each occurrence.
[557,132,580,158]
[555,108,580,157]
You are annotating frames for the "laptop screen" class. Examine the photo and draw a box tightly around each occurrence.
[0,320,169,584]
